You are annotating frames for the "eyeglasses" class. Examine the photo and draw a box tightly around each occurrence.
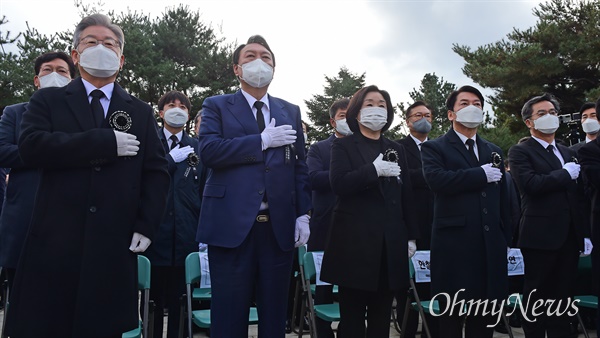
[533,109,558,118]
[409,112,432,119]
[79,36,121,50]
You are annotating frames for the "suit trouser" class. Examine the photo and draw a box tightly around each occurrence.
[395,282,440,338]
[145,265,185,338]
[520,230,579,338]
[338,285,394,338]
[208,217,294,338]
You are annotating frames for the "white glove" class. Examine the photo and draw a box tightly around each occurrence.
[198,243,208,252]
[563,162,580,180]
[408,240,417,258]
[169,145,194,163]
[581,238,593,256]
[260,118,297,150]
[114,130,140,157]
[129,232,151,253]
[294,214,310,248]
[373,153,401,177]
[481,163,502,183]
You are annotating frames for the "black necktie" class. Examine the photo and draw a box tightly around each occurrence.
[546,144,562,169]
[254,101,265,132]
[169,135,179,150]
[90,90,105,128]
[466,139,478,163]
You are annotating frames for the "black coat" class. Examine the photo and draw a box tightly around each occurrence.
[6,78,170,337]
[143,130,205,266]
[397,136,434,249]
[579,138,600,295]
[0,102,37,269]
[306,135,336,251]
[320,132,418,292]
[421,129,511,301]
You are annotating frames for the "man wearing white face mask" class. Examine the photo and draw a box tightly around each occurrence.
[571,102,599,153]
[196,35,311,337]
[6,14,170,337]
[142,90,205,338]
[509,93,590,338]
[0,51,75,294]
[422,85,512,338]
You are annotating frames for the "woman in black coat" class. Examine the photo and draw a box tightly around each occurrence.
[320,85,419,337]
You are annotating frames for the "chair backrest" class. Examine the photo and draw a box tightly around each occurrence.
[137,255,151,290]
[302,251,319,282]
[185,252,202,284]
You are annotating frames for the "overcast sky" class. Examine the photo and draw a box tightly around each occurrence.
[2,0,545,121]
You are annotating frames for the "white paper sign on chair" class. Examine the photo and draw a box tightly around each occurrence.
[311,252,331,286]
[507,248,525,276]
[198,251,211,288]
[411,250,431,283]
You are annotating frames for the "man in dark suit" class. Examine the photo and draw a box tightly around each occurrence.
[5,14,170,338]
[396,100,438,337]
[304,97,349,338]
[0,51,75,291]
[570,102,597,154]
[421,85,511,338]
[578,97,600,333]
[510,93,591,338]
[197,35,312,338]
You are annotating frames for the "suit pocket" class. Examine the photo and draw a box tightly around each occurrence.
[434,215,465,229]
[203,184,226,198]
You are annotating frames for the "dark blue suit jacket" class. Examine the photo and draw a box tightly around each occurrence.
[306,134,336,251]
[421,129,511,301]
[0,102,38,269]
[197,90,311,251]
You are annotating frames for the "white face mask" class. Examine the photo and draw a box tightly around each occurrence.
[533,114,559,134]
[79,44,121,78]
[358,107,387,131]
[240,59,274,88]
[335,118,353,136]
[163,107,188,128]
[455,105,484,129]
[582,118,600,134]
[39,72,70,88]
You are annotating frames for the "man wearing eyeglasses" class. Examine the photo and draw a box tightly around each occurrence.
[5,14,169,338]
[508,93,590,338]
[395,101,439,338]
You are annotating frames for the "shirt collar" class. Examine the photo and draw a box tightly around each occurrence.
[81,78,114,100]
[163,128,183,142]
[409,134,428,146]
[531,135,555,149]
[241,89,269,111]
[453,129,477,145]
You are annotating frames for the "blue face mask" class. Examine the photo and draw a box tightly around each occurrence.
[412,117,432,134]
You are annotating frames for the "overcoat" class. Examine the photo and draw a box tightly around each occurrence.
[321,132,418,292]
[421,129,511,301]
[6,78,169,337]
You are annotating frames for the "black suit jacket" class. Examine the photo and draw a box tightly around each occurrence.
[421,129,511,301]
[508,137,586,251]
[306,134,336,251]
[579,138,600,295]
[397,135,434,249]
[0,102,39,269]
[321,132,418,292]
[6,78,170,337]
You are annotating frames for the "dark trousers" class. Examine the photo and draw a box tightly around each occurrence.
[520,231,579,338]
[208,219,294,338]
[338,285,394,338]
[437,312,495,338]
[147,265,185,338]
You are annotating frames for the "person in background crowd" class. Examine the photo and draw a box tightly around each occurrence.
[0,51,75,293]
[142,90,205,338]
[395,100,438,338]
[321,85,418,337]
[304,97,350,338]
[5,14,169,337]
[509,93,590,338]
[421,85,511,338]
[194,110,202,136]
[571,102,598,153]
[196,34,311,337]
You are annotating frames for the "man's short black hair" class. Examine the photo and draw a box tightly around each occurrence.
[446,85,484,111]
[521,93,560,121]
[329,98,350,119]
[157,90,191,112]
[580,102,595,114]
[232,35,275,66]
[405,100,432,119]
[34,51,76,79]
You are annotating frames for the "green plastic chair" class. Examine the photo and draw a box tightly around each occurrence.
[574,255,596,338]
[122,255,152,338]
[179,252,259,337]
[301,251,340,338]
